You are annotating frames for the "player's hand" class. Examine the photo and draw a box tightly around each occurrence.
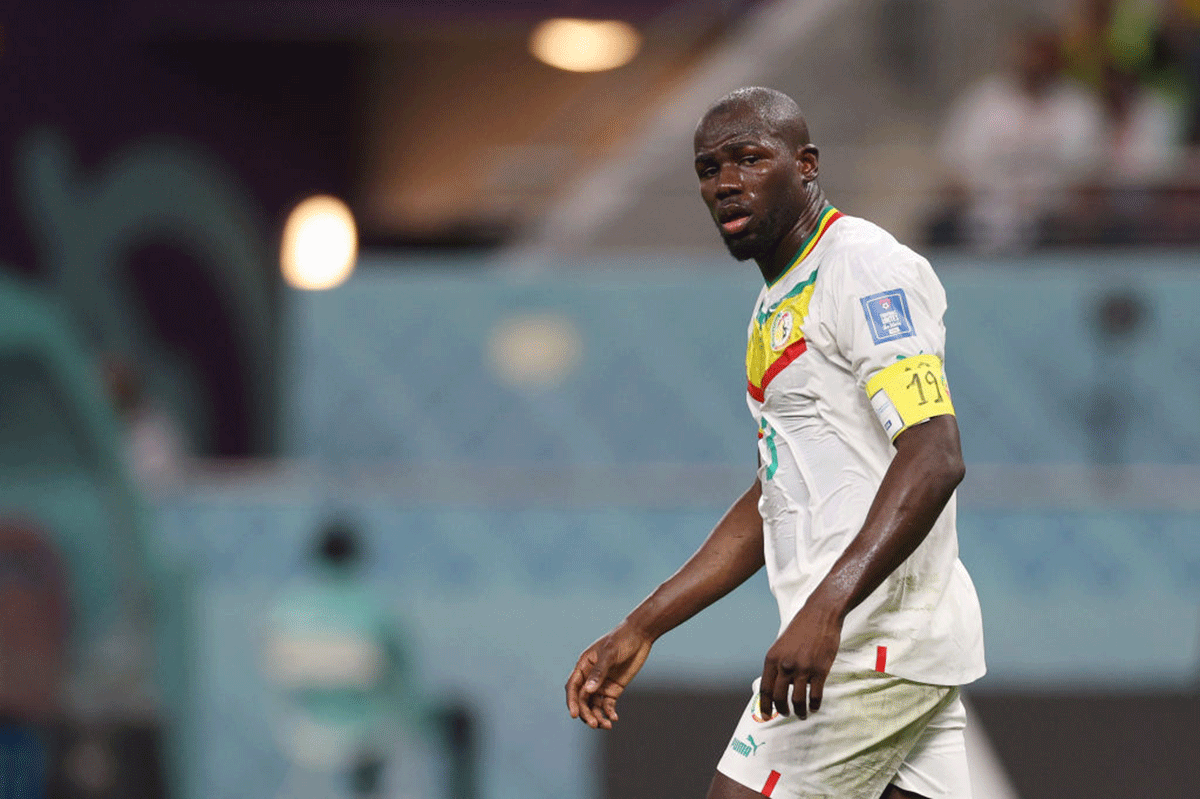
[565,621,654,730]
[759,599,842,720]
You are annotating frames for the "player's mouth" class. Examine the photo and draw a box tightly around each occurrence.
[717,207,753,236]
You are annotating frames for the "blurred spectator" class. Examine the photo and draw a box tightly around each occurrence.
[263,519,419,799]
[1041,61,1188,245]
[1064,0,1196,134]
[1161,0,1200,142]
[0,521,71,799]
[1063,0,1166,88]
[1098,61,1186,182]
[103,357,188,487]
[923,181,972,248]
[936,25,1104,252]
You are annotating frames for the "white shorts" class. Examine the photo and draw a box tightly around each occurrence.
[715,672,971,799]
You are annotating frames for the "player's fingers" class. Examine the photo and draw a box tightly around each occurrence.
[565,665,586,717]
[759,662,778,718]
[567,650,599,710]
[593,695,618,730]
[577,693,601,728]
[586,691,616,730]
[809,672,826,714]
[583,649,613,697]
[585,696,608,729]
[792,676,808,720]
[771,663,793,717]
[570,653,605,728]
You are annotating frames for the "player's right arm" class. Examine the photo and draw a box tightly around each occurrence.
[565,479,765,728]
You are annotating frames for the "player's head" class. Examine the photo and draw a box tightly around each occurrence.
[693,87,820,262]
[314,517,364,573]
[1012,23,1062,97]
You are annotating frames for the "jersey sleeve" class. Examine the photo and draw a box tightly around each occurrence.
[831,247,955,441]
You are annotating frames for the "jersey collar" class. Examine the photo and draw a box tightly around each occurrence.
[766,204,842,289]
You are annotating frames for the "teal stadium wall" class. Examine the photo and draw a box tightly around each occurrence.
[147,253,1199,799]
[4,253,1193,799]
[0,276,197,799]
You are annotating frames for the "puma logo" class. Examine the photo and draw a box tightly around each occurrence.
[729,734,764,757]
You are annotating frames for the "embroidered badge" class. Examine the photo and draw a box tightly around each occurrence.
[769,309,794,351]
[860,289,915,344]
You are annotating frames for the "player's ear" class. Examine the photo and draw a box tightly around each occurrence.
[798,144,819,183]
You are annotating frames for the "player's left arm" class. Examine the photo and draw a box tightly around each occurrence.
[759,252,962,721]
[758,416,963,720]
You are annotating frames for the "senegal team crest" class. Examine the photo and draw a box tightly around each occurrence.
[746,206,842,402]
[769,310,793,351]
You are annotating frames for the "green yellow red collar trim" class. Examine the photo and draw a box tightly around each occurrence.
[766,205,842,288]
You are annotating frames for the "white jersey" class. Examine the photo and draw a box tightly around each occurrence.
[745,207,985,687]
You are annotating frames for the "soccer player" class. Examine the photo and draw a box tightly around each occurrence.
[564,87,985,799]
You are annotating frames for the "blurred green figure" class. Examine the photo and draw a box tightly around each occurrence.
[264,519,418,799]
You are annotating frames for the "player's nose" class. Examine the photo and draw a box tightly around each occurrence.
[715,164,743,198]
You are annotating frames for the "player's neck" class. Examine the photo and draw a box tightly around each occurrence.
[757,187,828,285]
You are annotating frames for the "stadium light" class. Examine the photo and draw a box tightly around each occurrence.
[487,313,582,388]
[281,195,358,291]
[529,18,641,73]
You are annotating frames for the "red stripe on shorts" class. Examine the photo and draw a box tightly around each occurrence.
[762,770,781,797]
[875,645,887,672]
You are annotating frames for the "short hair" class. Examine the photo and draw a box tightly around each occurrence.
[315,518,363,567]
[700,87,811,148]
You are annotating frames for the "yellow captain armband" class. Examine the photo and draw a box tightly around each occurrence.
[865,354,955,441]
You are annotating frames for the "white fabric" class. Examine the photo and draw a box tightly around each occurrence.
[715,673,970,799]
[747,214,986,687]
[1105,88,1185,184]
[892,692,972,799]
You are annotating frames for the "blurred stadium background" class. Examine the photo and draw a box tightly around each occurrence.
[2,1,1198,798]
